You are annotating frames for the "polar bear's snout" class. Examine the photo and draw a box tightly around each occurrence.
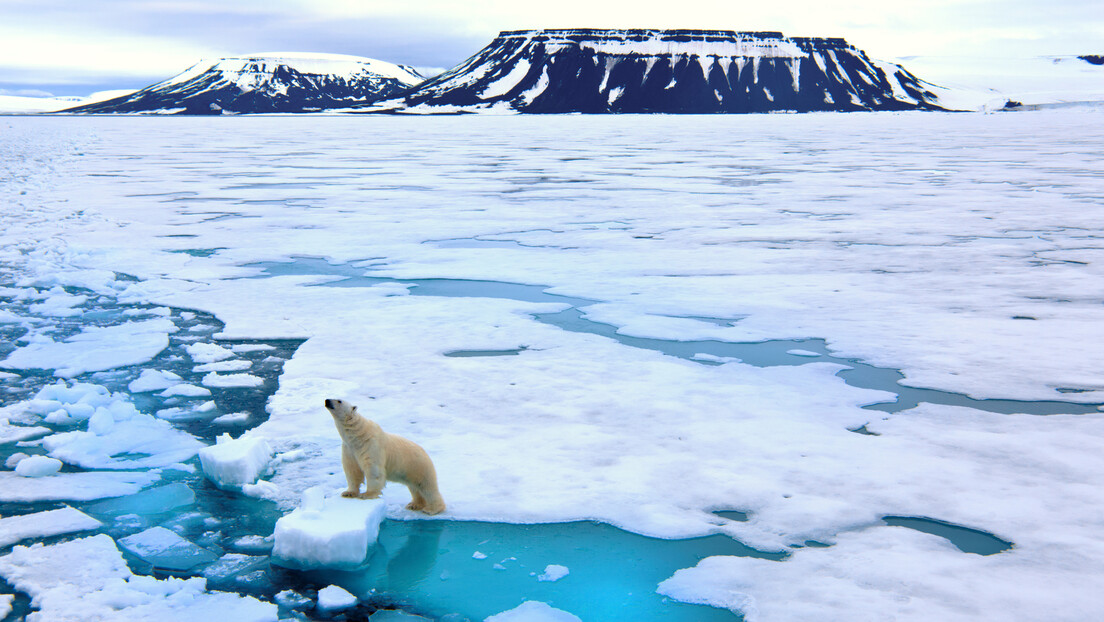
[324,398,334,410]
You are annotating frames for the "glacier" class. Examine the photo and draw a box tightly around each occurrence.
[1,111,1104,620]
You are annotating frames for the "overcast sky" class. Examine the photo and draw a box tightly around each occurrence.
[2,0,1101,96]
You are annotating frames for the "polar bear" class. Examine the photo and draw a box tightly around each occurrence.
[324,398,446,515]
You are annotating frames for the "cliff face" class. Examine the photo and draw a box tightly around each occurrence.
[387,29,944,114]
[65,54,425,114]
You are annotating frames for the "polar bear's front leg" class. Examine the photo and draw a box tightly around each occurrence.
[359,460,385,500]
[341,443,364,498]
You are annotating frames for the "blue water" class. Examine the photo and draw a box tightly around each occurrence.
[881,516,1013,555]
[0,267,1027,621]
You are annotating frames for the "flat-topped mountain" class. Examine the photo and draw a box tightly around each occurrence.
[64,53,425,114]
[376,29,945,114]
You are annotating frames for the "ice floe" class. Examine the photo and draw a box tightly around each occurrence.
[317,584,358,611]
[0,471,158,502]
[198,433,273,489]
[485,601,581,622]
[272,489,386,567]
[1,318,176,378]
[13,455,62,477]
[0,507,101,548]
[0,534,276,621]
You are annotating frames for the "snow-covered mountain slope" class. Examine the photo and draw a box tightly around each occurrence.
[0,90,135,114]
[897,54,1104,111]
[368,29,945,114]
[63,53,425,114]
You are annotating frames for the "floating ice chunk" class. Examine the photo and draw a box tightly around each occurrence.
[202,553,268,582]
[87,407,115,435]
[25,381,112,418]
[14,455,62,477]
[272,492,386,568]
[241,479,280,500]
[0,370,19,379]
[186,342,235,363]
[691,353,741,364]
[485,601,582,622]
[5,452,30,468]
[0,471,157,502]
[43,410,202,470]
[212,411,250,425]
[231,344,275,353]
[0,507,102,548]
[537,564,569,582]
[232,534,274,553]
[118,526,220,571]
[0,318,176,378]
[86,482,195,516]
[275,589,312,609]
[155,405,217,422]
[128,369,184,392]
[472,551,488,560]
[28,287,87,317]
[787,349,821,357]
[194,359,253,373]
[160,383,212,397]
[317,584,358,611]
[199,433,273,489]
[202,372,264,388]
[0,419,48,444]
[0,594,10,618]
[0,534,277,621]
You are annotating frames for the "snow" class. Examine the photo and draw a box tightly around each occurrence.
[159,383,211,397]
[41,396,203,469]
[0,507,101,548]
[129,369,185,393]
[13,455,62,477]
[212,411,251,425]
[0,419,49,443]
[0,90,135,114]
[317,584,358,611]
[271,490,386,568]
[0,471,158,502]
[0,594,10,618]
[480,59,533,99]
[152,53,422,94]
[485,601,581,622]
[897,54,1104,110]
[0,318,176,378]
[3,112,1104,620]
[201,371,264,387]
[198,433,273,489]
[0,535,276,621]
[185,342,235,363]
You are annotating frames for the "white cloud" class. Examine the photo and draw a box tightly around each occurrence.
[0,24,222,84]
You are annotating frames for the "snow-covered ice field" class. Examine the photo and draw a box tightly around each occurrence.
[1,111,1103,620]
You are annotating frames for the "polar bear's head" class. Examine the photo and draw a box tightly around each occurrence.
[324,398,357,421]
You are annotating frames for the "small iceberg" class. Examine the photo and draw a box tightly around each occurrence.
[271,488,386,568]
